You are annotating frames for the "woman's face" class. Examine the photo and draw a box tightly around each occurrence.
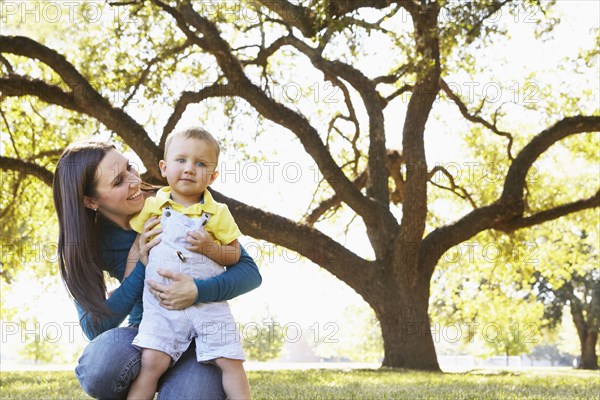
[85,149,144,228]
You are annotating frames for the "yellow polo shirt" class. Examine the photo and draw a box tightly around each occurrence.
[129,187,241,245]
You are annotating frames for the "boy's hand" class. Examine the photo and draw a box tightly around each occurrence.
[185,229,218,255]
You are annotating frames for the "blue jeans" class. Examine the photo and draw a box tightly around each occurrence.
[75,327,226,399]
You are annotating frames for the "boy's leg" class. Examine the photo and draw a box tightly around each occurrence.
[127,348,171,400]
[214,358,251,400]
[156,341,226,400]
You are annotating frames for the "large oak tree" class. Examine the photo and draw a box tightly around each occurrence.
[1,0,598,370]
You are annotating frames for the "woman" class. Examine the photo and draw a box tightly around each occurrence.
[53,141,262,399]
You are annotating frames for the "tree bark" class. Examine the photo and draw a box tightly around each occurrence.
[578,328,599,370]
[570,292,599,370]
[372,260,440,371]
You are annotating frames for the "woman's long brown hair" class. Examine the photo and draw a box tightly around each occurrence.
[53,141,116,321]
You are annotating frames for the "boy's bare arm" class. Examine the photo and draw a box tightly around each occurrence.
[185,230,241,266]
[219,239,241,266]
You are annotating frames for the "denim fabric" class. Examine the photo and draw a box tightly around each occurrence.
[157,341,226,400]
[76,327,225,399]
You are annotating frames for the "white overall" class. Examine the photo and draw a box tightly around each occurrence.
[132,207,245,363]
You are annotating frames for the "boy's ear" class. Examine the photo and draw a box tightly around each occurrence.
[83,196,98,210]
[208,170,219,185]
[159,160,167,177]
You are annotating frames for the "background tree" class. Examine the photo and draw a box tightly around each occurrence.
[430,234,544,366]
[432,215,599,370]
[241,316,285,362]
[17,319,61,364]
[529,344,572,367]
[2,270,76,365]
[1,0,598,370]
[533,228,599,370]
[477,293,541,365]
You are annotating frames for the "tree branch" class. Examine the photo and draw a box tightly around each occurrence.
[0,75,79,110]
[0,107,20,159]
[394,1,441,272]
[440,78,515,159]
[161,83,236,145]
[282,36,390,207]
[428,165,477,209]
[255,0,417,39]
[0,35,162,180]
[501,116,600,205]
[465,0,512,43]
[385,84,413,104]
[1,156,54,187]
[306,149,406,224]
[497,189,600,232]
[254,0,319,37]
[123,40,193,108]
[241,36,293,67]
[27,149,64,161]
[0,53,13,73]
[154,1,385,228]
[305,171,369,226]
[172,3,392,215]
[0,177,22,221]
[325,76,360,172]
[210,189,377,298]
[373,64,413,85]
[421,115,600,277]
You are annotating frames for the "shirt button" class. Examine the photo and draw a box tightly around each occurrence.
[165,211,171,217]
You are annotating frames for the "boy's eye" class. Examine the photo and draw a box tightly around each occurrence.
[196,162,205,167]
[175,158,185,163]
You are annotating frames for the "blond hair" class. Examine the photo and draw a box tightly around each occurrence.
[164,127,221,160]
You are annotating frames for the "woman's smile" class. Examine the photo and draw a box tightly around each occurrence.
[128,190,143,201]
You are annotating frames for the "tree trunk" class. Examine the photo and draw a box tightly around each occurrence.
[578,329,599,370]
[375,279,440,371]
[571,297,599,370]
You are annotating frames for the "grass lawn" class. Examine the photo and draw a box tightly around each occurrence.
[1,367,598,399]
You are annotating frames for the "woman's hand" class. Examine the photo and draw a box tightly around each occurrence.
[146,269,198,310]
[138,216,162,266]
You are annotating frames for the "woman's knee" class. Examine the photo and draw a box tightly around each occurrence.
[157,346,226,400]
[75,327,140,398]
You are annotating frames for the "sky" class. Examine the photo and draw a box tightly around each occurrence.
[1,0,599,366]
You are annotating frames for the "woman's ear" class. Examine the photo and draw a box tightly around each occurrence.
[83,196,98,210]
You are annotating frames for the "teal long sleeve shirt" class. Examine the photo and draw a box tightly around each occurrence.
[76,219,262,340]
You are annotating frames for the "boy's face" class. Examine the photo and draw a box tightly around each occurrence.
[159,137,219,204]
